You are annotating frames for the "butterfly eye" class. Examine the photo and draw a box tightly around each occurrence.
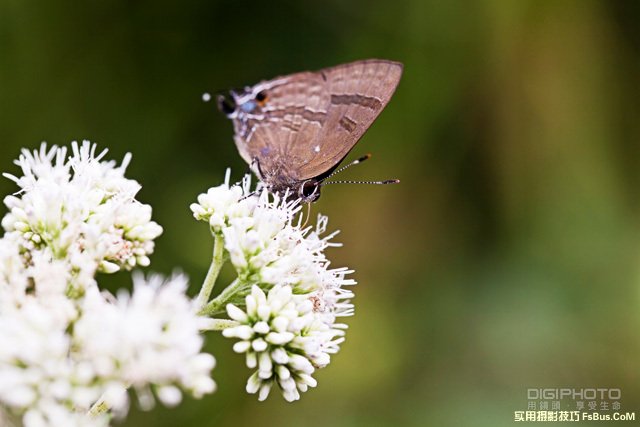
[255,90,268,105]
[216,94,237,116]
[300,180,321,202]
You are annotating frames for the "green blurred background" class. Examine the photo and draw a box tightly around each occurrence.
[1,1,640,426]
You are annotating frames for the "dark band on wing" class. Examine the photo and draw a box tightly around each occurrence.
[238,107,326,139]
[331,94,383,110]
[338,116,357,132]
[265,107,327,124]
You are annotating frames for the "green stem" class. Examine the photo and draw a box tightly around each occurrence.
[196,233,226,309]
[199,318,240,331]
[199,278,246,316]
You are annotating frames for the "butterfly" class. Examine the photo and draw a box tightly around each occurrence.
[217,59,403,202]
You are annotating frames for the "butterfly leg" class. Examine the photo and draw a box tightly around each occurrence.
[234,157,265,201]
[232,157,263,191]
[251,156,266,181]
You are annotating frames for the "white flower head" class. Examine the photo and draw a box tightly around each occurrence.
[0,143,221,424]
[0,297,108,427]
[0,270,216,425]
[192,170,356,401]
[223,285,346,402]
[74,272,216,411]
[2,141,163,293]
[192,172,355,297]
[0,234,29,307]
[190,169,257,233]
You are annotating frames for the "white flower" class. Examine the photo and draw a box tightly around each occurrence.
[0,142,218,425]
[223,285,345,402]
[0,297,109,427]
[192,173,356,298]
[95,202,163,271]
[0,234,29,308]
[23,402,110,427]
[2,141,163,287]
[0,235,77,322]
[190,170,254,233]
[0,270,216,425]
[73,273,216,411]
[192,170,356,401]
[224,195,356,320]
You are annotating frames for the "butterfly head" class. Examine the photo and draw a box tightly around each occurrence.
[216,92,237,117]
[298,179,322,203]
[217,87,269,119]
[267,178,322,203]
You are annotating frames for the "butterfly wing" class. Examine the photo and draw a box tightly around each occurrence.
[230,70,331,182]
[289,59,403,180]
[229,59,403,184]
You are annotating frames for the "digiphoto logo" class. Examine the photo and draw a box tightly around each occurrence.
[514,388,636,422]
[528,388,621,402]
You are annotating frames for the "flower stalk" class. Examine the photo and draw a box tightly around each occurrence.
[199,278,248,316]
[195,232,226,309]
[199,318,240,331]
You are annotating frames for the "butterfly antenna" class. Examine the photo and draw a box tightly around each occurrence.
[318,153,399,187]
[321,179,400,186]
[322,154,372,181]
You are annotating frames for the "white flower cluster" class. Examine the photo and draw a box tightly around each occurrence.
[74,274,216,410]
[191,171,355,299]
[2,141,162,286]
[0,143,216,426]
[0,273,215,427]
[191,171,354,401]
[223,285,345,401]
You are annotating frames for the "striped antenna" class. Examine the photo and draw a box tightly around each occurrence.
[321,179,399,186]
[322,154,372,181]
